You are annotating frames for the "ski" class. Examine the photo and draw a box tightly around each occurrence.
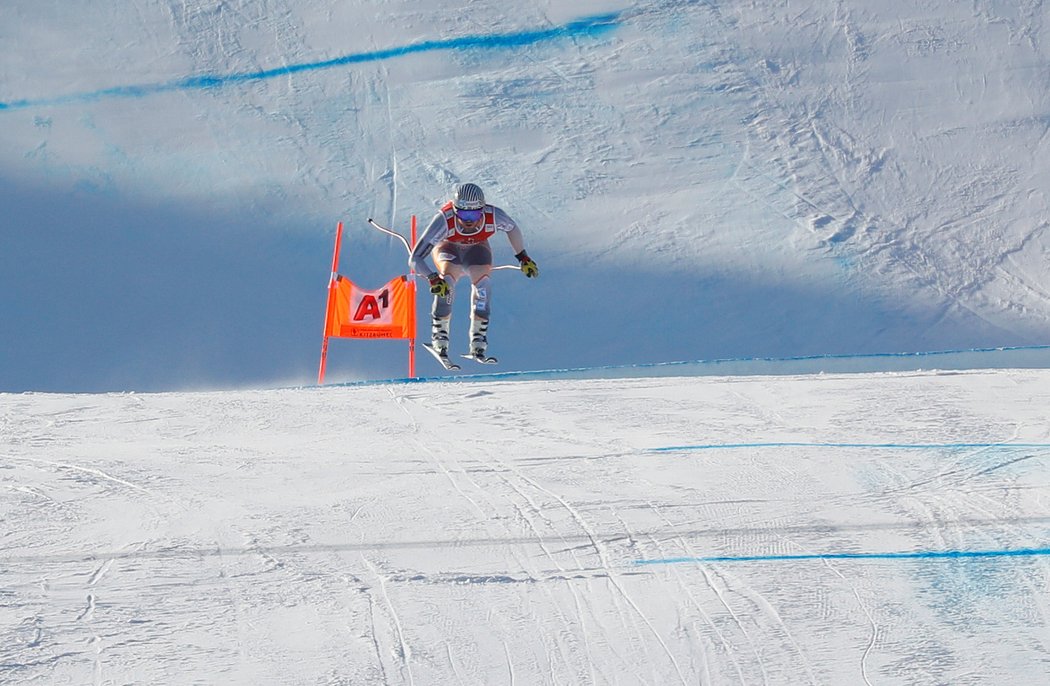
[460,352,499,365]
[421,344,461,370]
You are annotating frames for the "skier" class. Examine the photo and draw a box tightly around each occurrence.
[409,182,539,365]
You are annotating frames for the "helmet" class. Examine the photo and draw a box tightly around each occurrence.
[453,183,485,210]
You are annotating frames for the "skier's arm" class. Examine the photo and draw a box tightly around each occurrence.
[492,206,537,278]
[492,206,526,255]
[409,213,447,275]
[505,226,525,255]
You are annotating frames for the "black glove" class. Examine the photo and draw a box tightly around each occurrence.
[427,272,450,297]
[515,250,539,278]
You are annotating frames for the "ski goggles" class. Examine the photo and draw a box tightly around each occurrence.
[454,207,484,222]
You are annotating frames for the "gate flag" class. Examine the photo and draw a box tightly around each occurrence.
[318,219,420,384]
[325,274,415,339]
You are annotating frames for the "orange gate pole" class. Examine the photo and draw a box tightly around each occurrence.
[318,222,344,384]
[408,215,417,378]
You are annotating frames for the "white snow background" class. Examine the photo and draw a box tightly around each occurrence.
[3,0,1050,390]
[3,1,1050,684]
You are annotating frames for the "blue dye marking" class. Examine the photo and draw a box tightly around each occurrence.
[635,547,1050,565]
[0,13,622,111]
[647,442,1050,453]
[301,343,1050,390]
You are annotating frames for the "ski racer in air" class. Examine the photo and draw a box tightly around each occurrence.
[409,182,539,365]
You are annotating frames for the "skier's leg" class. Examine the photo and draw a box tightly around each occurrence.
[430,245,463,354]
[430,294,452,353]
[464,243,494,355]
[469,273,492,355]
[430,267,459,317]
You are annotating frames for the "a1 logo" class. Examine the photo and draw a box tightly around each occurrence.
[352,288,391,322]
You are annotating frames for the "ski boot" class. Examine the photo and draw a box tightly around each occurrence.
[461,317,497,364]
[423,316,460,370]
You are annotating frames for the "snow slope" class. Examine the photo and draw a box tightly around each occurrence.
[3,1,1050,391]
[4,3,1050,682]
[3,369,1050,683]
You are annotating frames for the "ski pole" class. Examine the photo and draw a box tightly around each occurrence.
[367,218,520,271]
[367,218,412,254]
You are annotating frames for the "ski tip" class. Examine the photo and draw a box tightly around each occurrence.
[422,343,461,370]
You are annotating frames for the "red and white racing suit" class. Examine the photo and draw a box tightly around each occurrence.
[409,202,526,321]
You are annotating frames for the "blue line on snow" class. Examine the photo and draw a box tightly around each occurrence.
[313,343,1050,389]
[0,13,622,111]
[635,547,1050,565]
[647,442,1050,453]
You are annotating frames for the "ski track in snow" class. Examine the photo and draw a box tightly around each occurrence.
[3,370,1049,682]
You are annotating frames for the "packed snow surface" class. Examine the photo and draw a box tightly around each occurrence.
[4,368,1050,683]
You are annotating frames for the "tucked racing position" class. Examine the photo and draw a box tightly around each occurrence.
[409,182,539,368]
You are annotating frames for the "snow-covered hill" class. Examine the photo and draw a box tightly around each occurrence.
[4,4,1050,680]
[3,369,1050,683]
[2,1,1050,390]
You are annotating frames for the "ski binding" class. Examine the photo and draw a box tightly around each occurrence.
[460,352,499,365]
